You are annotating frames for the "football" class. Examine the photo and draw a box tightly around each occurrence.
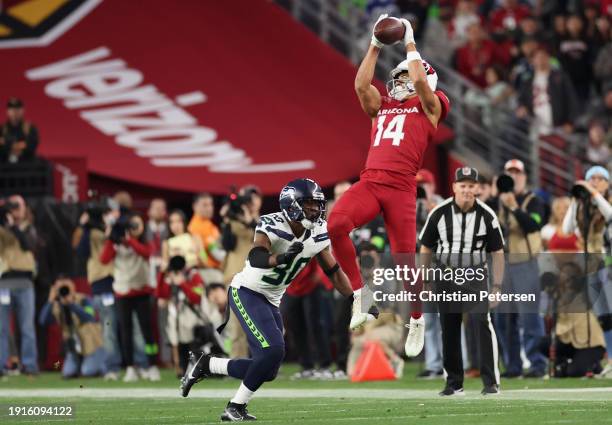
[373,17,406,45]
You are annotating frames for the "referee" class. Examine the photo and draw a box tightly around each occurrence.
[419,167,505,396]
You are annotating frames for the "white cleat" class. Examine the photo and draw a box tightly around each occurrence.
[404,316,425,357]
[349,287,377,329]
[123,366,139,383]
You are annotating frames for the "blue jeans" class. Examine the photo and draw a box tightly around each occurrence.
[424,312,443,372]
[91,293,147,371]
[0,286,38,373]
[496,259,547,374]
[63,347,107,377]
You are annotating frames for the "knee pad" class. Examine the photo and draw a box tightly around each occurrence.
[327,212,354,238]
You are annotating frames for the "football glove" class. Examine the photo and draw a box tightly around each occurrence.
[276,241,304,265]
[400,18,415,46]
[371,14,388,48]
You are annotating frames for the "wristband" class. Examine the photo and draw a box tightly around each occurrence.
[406,51,422,64]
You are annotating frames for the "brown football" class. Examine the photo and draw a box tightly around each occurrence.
[374,17,405,45]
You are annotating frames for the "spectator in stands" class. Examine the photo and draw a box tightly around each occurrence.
[594,35,612,85]
[491,159,548,378]
[220,185,261,359]
[511,36,538,89]
[449,0,481,47]
[454,22,507,87]
[488,0,530,36]
[0,195,38,376]
[100,213,160,382]
[553,262,606,377]
[589,13,611,57]
[162,210,204,271]
[74,203,120,380]
[465,64,515,127]
[283,261,334,380]
[0,98,39,164]
[516,15,544,45]
[585,82,612,131]
[477,174,493,203]
[516,47,578,136]
[188,193,225,278]
[586,121,611,166]
[39,277,106,378]
[540,197,578,252]
[557,14,592,103]
[156,255,205,376]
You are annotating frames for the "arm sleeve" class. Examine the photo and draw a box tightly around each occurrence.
[38,302,54,326]
[486,214,505,252]
[512,196,545,233]
[419,210,440,249]
[561,199,578,235]
[69,303,94,323]
[126,238,151,259]
[181,273,204,305]
[593,193,612,222]
[99,239,116,264]
[435,91,451,122]
[248,246,273,268]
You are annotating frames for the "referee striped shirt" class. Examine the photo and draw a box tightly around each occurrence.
[419,197,505,267]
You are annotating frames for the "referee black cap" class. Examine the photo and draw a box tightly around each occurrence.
[454,167,479,183]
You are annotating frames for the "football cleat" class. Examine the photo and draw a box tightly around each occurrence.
[221,402,257,421]
[404,316,425,357]
[180,351,211,397]
[439,386,465,397]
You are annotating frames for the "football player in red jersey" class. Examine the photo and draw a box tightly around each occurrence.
[328,14,450,357]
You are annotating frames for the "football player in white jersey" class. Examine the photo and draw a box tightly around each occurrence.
[180,178,377,422]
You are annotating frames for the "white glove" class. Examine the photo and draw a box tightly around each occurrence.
[400,18,415,45]
[370,14,388,48]
[349,288,377,329]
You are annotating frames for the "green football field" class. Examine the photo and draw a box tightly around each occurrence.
[1,364,611,424]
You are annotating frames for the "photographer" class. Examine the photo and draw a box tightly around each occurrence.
[74,201,120,379]
[220,185,261,358]
[0,98,39,164]
[550,263,606,377]
[100,213,160,382]
[39,277,106,378]
[156,256,206,376]
[491,159,548,378]
[561,166,612,378]
[162,210,204,271]
[0,195,38,376]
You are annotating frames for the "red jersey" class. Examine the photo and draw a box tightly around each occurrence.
[362,91,450,191]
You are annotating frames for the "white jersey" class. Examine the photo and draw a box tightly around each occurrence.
[230,212,330,306]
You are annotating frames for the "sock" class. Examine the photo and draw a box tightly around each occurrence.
[230,382,254,405]
[209,357,230,375]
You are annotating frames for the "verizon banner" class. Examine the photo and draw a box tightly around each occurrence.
[0,0,377,194]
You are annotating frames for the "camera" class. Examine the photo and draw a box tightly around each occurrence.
[571,184,591,201]
[109,215,138,244]
[0,198,19,226]
[496,174,515,194]
[223,189,251,220]
[84,200,110,230]
[56,285,71,301]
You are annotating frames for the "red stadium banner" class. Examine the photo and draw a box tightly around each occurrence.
[0,0,452,195]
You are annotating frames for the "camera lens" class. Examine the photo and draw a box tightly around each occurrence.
[496,174,514,193]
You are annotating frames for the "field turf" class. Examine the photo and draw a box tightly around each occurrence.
[0,363,610,424]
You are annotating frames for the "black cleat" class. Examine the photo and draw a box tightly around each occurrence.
[481,384,500,395]
[438,386,465,397]
[180,351,211,397]
[220,402,257,421]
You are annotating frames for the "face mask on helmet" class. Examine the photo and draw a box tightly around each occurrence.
[386,60,438,101]
[282,198,325,230]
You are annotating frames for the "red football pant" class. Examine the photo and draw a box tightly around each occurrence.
[328,179,421,318]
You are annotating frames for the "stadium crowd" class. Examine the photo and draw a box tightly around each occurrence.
[351,0,612,166]
[1,158,612,381]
